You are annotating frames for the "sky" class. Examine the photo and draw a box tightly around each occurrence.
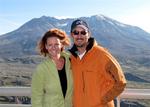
[0,0,150,35]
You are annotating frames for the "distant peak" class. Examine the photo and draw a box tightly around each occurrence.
[40,15,48,18]
[91,14,106,20]
[96,14,105,18]
[40,15,54,19]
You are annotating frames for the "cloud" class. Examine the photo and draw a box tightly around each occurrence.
[0,18,20,26]
[116,6,150,33]
[0,18,21,35]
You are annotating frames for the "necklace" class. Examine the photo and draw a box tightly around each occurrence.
[55,57,65,70]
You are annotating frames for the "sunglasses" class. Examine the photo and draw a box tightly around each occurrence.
[72,30,88,35]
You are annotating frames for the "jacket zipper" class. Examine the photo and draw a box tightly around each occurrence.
[82,71,85,92]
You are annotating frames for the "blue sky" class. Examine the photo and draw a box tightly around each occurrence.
[0,0,150,35]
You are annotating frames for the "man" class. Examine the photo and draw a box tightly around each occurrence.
[69,19,126,107]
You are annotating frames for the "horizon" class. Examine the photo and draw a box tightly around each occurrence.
[0,0,150,35]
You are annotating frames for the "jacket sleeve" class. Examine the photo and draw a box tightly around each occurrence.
[31,66,45,107]
[102,53,127,104]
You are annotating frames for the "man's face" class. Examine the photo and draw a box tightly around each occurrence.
[71,26,90,48]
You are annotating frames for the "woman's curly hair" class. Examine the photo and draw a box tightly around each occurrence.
[37,28,70,57]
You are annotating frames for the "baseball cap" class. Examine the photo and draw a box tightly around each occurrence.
[71,19,89,32]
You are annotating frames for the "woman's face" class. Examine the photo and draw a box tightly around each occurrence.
[45,36,62,58]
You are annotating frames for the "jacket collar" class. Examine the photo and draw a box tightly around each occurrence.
[69,37,96,57]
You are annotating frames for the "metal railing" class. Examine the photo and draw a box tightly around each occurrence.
[117,88,150,107]
[0,87,150,107]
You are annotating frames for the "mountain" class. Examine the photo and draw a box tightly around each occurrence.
[88,15,150,66]
[125,73,149,83]
[0,15,150,67]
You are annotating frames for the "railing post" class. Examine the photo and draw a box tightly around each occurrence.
[15,96,22,104]
[116,97,120,107]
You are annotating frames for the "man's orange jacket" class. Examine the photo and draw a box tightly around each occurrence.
[69,38,127,107]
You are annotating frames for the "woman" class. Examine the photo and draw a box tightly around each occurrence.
[31,28,73,107]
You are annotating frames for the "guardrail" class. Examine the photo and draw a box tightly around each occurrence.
[117,88,150,107]
[0,87,150,107]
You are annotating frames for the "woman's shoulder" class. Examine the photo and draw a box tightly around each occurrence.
[61,51,71,58]
[36,58,51,70]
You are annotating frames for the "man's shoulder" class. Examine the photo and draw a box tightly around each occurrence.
[94,45,109,53]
